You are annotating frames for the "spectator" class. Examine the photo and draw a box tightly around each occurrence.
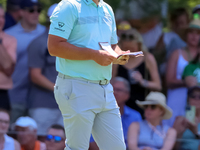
[165,8,189,58]
[3,0,22,30]
[117,21,132,38]
[128,92,176,150]
[15,116,46,150]
[0,109,20,150]
[45,124,65,150]
[152,8,189,77]
[183,50,200,87]
[192,5,200,15]
[173,86,200,150]
[5,0,45,125]
[0,5,17,111]
[89,77,142,149]
[165,18,200,126]
[115,0,167,50]
[112,28,161,116]
[27,3,62,141]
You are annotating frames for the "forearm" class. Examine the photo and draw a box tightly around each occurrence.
[31,74,54,91]
[48,35,98,60]
[140,80,162,91]
[167,79,185,89]
[0,47,14,69]
[161,129,177,150]
[128,146,140,150]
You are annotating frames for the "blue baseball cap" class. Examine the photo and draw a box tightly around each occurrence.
[20,0,41,9]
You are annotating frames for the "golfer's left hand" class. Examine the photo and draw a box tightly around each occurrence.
[113,50,130,65]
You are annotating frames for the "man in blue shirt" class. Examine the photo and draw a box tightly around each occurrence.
[48,0,129,149]
[5,0,45,125]
[89,77,142,149]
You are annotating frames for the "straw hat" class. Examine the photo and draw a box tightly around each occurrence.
[136,92,172,120]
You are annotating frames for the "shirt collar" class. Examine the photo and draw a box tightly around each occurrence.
[17,22,40,33]
[83,0,104,6]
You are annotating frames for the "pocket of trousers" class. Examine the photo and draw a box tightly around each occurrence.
[54,76,73,104]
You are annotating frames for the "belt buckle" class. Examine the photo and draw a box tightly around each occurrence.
[99,80,109,85]
[99,80,103,85]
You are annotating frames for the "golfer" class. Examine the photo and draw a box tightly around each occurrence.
[48,0,129,149]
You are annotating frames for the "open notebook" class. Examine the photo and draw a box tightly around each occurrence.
[99,42,143,60]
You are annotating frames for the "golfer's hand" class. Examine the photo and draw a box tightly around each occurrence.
[94,50,117,66]
[113,50,130,65]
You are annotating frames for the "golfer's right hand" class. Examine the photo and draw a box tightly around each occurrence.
[93,50,117,66]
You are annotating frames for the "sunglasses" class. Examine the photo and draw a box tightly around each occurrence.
[25,8,42,13]
[121,34,135,41]
[144,105,158,110]
[189,94,200,100]
[46,135,63,143]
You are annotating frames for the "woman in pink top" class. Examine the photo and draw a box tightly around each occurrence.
[0,5,17,111]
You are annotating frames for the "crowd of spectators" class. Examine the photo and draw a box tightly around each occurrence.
[1,0,200,149]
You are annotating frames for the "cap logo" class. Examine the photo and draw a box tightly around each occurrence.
[58,22,65,28]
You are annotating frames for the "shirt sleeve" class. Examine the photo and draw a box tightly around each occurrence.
[182,64,194,79]
[49,1,77,40]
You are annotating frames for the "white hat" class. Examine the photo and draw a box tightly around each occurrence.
[15,116,37,129]
[136,92,172,120]
[47,3,58,17]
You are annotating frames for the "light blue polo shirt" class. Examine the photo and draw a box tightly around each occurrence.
[49,0,118,80]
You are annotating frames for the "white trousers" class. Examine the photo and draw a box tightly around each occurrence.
[54,74,126,150]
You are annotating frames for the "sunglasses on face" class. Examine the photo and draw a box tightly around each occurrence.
[46,135,63,143]
[189,94,200,100]
[25,7,42,13]
[121,34,135,41]
[144,105,158,110]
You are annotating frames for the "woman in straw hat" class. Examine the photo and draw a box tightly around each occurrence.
[112,27,161,117]
[128,92,177,150]
[165,16,200,127]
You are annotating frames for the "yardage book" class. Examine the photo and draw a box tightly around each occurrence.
[99,42,143,60]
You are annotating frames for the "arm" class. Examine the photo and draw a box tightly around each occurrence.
[128,122,140,150]
[112,64,119,78]
[144,52,162,91]
[161,128,177,150]
[30,68,54,91]
[14,139,21,150]
[48,35,116,66]
[185,76,198,87]
[0,43,15,76]
[166,50,185,89]
[172,116,188,150]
